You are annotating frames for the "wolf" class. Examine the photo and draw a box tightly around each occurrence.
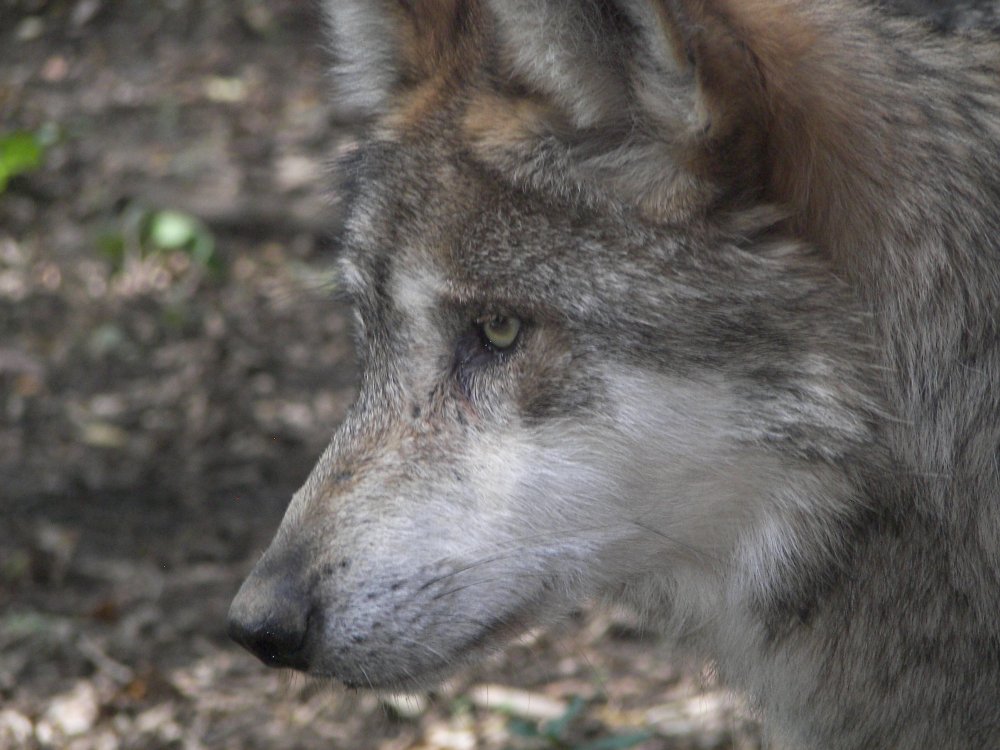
[228,1,1000,746]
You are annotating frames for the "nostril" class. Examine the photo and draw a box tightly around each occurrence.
[228,567,315,671]
[227,611,310,669]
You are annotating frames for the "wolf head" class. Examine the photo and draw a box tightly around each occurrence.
[229,0,889,690]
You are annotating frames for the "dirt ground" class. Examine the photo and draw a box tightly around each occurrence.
[1,2,997,749]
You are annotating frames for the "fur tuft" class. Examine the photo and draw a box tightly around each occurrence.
[323,1,403,117]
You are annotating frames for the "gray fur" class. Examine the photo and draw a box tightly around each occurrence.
[488,0,638,127]
[230,2,1000,747]
[322,0,403,117]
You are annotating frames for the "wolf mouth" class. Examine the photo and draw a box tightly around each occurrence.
[311,595,544,691]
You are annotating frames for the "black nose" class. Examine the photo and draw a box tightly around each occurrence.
[228,561,313,671]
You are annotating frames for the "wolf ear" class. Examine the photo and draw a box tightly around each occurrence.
[481,0,772,216]
[324,0,469,118]
[484,0,885,228]
[482,0,659,129]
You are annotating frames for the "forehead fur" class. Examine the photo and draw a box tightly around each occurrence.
[340,136,817,333]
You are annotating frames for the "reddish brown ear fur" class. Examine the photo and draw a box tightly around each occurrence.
[393,0,475,83]
[661,0,894,270]
[379,0,490,130]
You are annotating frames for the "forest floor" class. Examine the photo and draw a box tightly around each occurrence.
[1,1,996,749]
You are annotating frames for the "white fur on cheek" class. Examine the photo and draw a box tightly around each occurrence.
[510,369,831,632]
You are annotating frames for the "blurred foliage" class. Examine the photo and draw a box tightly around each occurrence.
[99,203,218,274]
[505,696,653,750]
[0,128,53,193]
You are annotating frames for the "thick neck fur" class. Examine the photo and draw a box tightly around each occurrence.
[754,9,1000,480]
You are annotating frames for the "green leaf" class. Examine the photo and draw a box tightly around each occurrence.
[0,131,45,193]
[148,210,200,250]
[146,209,216,266]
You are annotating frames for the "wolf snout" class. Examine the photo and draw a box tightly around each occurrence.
[228,559,315,671]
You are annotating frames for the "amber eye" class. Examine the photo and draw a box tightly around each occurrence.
[480,314,522,350]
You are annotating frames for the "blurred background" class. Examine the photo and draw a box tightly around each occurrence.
[1,1,997,749]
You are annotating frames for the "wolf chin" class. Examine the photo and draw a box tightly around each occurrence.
[228,1,1000,746]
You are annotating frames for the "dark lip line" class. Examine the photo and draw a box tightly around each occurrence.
[305,596,547,690]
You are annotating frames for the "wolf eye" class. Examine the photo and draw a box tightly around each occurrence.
[480,315,522,350]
